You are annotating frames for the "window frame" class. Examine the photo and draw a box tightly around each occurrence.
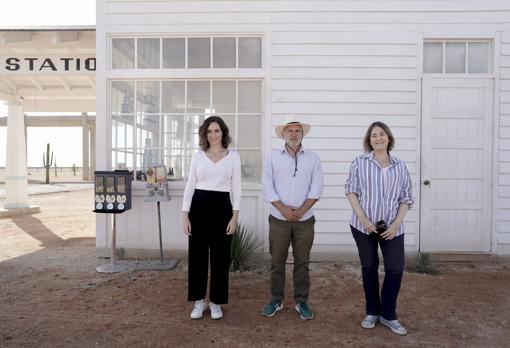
[423,39,493,76]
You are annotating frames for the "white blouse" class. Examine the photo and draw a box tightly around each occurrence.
[182,150,242,212]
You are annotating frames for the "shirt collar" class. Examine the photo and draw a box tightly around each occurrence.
[280,144,305,155]
[363,151,398,165]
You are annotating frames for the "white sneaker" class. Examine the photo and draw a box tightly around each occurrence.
[210,302,223,320]
[361,315,378,329]
[190,300,208,319]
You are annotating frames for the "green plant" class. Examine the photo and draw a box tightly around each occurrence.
[230,224,260,272]
[42,143,53,184]
[408,252,439,275]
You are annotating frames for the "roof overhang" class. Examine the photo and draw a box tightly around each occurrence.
[0,26,95,112]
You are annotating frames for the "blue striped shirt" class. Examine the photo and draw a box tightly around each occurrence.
[345,152,414,236]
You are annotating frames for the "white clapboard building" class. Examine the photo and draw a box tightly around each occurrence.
[95,0,510,257]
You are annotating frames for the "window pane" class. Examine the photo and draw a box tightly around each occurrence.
[468,42,489,73]
[136,81,160,114]
[112,38,135,69]
[445,42,466,73]
[163,115,186,180]
[423,42,443,73]
[238,149,261,182]
[188,38,211,68]
[137,38,160,69]
[111,81,134,114]
[238,81,261,113]
[162,81,185,113]
[238,115,260,148]
[187,81,210,113]
[112,115,134,149]
[187,114,206,150]
[221,115,235,146]
[137,115,160,168]
[213,38,236,68]
[162,38,185,68]
[239,37,261,68]
[212,81,235,113]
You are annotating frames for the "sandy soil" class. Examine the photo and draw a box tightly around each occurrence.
[0,189,509,347]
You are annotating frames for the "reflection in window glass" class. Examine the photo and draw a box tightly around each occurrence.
[239,37,262,68]
[163,115,186,180]
[112,38,135,69]
[213,38,236,68]
[111,81,134,114]
[221,115,235,144]
[136,81,160,114]
[445,42,466,73]
[238,81,261,113]
[162,81,185,113]
[423,42,443,73]
[137,38,160,69]
[187,81,210,113]
[238,115,260,147]
[212,81,235,113]
[468,42,489,73]
[188,38,211,68]
[238,149,261,182]
[162,38,185,68]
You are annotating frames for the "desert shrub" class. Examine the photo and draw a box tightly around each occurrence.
[408,252,439,275]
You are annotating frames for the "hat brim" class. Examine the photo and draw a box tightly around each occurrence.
[275,122,311,139]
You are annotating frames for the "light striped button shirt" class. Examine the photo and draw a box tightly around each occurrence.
[345,151,414,236]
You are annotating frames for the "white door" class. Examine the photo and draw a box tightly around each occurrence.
[421,78,493,252]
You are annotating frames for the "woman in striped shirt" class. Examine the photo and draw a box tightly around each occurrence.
[345,121,414,336]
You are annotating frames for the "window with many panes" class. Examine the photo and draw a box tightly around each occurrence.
[423,40,492,74]
[110,35,263,182]
[111,36,262,69]
[110,79,262,182]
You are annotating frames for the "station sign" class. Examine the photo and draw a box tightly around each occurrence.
[0,55,95,75]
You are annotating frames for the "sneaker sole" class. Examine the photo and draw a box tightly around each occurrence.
[361,322,376,329]
[379,319,407,335]
[261,304,283,317]
[294,306,314,320]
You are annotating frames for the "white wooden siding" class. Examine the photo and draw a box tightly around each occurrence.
[499,31,510,253]
[97,0,510,255]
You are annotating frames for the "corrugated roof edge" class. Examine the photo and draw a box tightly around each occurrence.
[0,26,95,32]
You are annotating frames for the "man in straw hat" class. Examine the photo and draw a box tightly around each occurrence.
[261,115,323,320]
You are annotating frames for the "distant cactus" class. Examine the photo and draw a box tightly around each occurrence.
[54,159,57,177]
[71,163,78,176]
[42,143,53,184]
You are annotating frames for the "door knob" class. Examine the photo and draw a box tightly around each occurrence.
[423,180,430,185]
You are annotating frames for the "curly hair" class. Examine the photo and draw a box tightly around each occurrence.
[363,121,395,153]
[198,116,231,151]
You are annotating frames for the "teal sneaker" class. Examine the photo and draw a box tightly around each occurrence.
[295,301,314,320]
[261,299,283,317]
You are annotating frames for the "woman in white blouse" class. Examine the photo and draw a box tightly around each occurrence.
[182,116,241,320]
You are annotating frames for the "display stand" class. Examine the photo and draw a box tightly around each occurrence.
[141,164,178,271]
[96,213,129,273]
[142,195,178,271]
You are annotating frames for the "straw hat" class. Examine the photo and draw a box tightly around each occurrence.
[275,115,311,139]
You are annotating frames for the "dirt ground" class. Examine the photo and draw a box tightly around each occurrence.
[0,189,509,347]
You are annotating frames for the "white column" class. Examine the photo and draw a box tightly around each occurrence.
[5,102,29,208]
[82,112,90,181]
[90,126,96,176]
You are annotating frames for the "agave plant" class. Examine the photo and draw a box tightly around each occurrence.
[230,224,260,272]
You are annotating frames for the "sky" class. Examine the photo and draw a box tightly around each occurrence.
[0,0,95,167]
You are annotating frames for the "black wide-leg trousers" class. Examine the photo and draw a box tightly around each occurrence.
[188,189,233,304]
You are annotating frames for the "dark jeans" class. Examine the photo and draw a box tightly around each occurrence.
[269,215,315,303]
[188,189,233,304]
[351,225,405,320]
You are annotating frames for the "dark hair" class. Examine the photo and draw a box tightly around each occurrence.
[199,116,231,151]
[363,121,395,153]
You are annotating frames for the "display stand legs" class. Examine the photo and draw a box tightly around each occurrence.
[96,214,129,273]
